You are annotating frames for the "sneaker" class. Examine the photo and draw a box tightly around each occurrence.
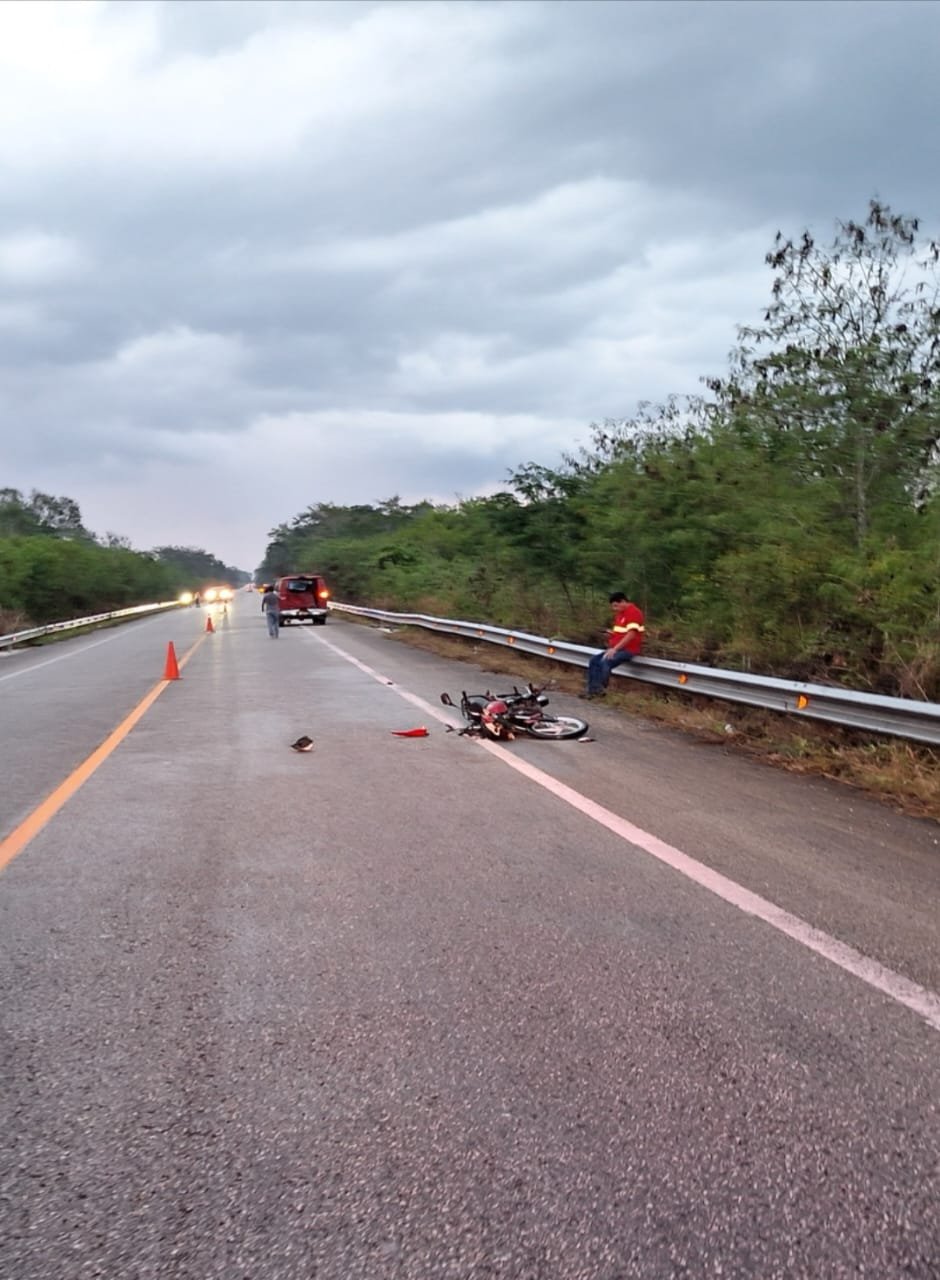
[579,691,605,701]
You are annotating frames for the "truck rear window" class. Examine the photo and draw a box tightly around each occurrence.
[285,578,315,592]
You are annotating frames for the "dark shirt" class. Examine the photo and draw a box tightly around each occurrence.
[261,590,279,614]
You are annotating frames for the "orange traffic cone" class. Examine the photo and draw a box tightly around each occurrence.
[164,642,181,680]
[205,614,214,633]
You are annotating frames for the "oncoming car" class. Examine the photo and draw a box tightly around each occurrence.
[202,585,234,605]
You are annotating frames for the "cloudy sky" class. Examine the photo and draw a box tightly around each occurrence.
[1,0,938,571]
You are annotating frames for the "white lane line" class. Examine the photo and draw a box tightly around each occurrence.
[307,629,940,1034]
[0,620,166,684]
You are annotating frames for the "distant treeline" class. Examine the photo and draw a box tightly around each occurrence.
[0,488,246,629]
[258,201,940,700]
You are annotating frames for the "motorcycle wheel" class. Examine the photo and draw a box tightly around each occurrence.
[523,715,589,740]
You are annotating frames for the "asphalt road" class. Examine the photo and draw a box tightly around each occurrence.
[1,594,938,1279]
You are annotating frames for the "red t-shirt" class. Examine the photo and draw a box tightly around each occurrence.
[607,603,645,654]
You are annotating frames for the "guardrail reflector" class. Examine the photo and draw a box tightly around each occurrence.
[324,602,940,746]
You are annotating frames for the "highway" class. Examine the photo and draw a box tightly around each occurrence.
[1,592,938,1279]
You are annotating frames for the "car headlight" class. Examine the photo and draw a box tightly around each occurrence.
[204,588,218,603]
[178,591,193,605]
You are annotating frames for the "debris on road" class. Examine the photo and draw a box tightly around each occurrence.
[290,735,314,752]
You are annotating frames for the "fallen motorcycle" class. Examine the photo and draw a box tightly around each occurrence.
[440,683,588,741]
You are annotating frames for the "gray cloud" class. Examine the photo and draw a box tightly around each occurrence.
[1,0,938,570]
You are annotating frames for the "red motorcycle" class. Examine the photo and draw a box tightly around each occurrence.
[440,683,588,741]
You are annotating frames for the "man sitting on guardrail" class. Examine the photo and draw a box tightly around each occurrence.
[582,591,645,699]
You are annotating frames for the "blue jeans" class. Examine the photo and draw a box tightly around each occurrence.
[586,649,634,693]
[265,609,279,637]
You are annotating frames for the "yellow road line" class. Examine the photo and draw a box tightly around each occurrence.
[0,634,206,873]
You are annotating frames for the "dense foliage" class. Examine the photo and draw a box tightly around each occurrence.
[258,202,940,699]
[0,489,245,628]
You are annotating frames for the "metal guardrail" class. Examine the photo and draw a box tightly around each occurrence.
[329,602,940,746]
[0,600,182,650]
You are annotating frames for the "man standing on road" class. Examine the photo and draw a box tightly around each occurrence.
[582,591,645,698]
[261,584,280,638]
